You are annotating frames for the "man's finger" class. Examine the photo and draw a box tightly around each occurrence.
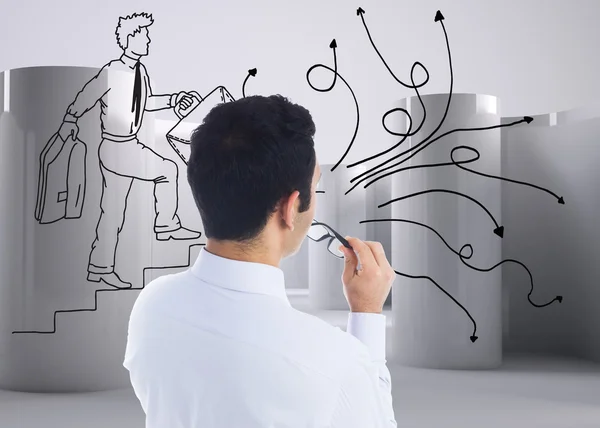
[339,245,358,284]
[345,237,376,271]
[339,245,357,266]
[364,241,387,268]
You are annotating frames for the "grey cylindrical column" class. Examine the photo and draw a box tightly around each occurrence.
[0,66,154,392]
[390,93,502,369]
[309,164,367,310]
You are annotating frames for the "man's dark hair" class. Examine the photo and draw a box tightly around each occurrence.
[187,94,316,242]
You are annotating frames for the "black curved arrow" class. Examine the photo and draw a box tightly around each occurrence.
[363,146,480,190]
[356,7,428,89]
[306,39,360,172]
[362,218,562,310]
[393,267,478,342]
[378,189,504,237]
[310,39,338,92]
[242,68,258,98]
[357,136,563,223]
[348,9,453,170]
[450,145,565,204]
[346,117,532,194]
[362,140,565,208]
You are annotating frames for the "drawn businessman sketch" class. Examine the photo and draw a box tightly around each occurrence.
[38,12,203,290]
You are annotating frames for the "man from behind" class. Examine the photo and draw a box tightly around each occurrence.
[124,94,397,427]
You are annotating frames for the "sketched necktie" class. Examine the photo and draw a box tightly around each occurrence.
[131,61,142,128]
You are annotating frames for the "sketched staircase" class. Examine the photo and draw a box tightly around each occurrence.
[11,239,392,337]
[5,242,206,391]
[12,242,205,336]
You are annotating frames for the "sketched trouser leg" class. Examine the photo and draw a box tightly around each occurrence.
[88,159,133,274]
[88,137,181,274]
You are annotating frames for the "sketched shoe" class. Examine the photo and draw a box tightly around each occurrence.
[88,272,132,289]
[156,227,202,241]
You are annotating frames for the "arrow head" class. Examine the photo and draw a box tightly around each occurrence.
[470,335,478,343]
[524,116,533,124]
[248,68,257,77]
[493,226,504,238]
[558,196,565,204]
[434,10,445,22]
[329,39,337,49]
[357,7,365,16]
[556,295,563,303]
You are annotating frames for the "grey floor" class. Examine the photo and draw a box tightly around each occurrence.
[2,293,599,428]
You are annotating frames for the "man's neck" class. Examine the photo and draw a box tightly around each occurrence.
[205,239,281,268]
[122,50,141,62]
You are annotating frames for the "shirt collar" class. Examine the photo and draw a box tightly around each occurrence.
[120,53,140,69]
[190,247,290,306]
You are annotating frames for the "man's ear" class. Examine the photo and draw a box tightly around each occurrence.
[281,191,300,231]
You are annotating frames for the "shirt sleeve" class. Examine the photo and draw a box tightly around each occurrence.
[142,63,172,111]
[64,65,110,122]
[347,312,387,362]
[328,312,396,427]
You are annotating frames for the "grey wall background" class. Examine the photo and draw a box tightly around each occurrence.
[0,0,599,362]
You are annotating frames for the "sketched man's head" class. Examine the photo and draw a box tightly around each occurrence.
[116,12,153,57]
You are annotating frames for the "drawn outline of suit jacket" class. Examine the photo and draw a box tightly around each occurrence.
[35,133,87,224]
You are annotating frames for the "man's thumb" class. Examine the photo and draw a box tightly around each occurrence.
[340,245,356,266]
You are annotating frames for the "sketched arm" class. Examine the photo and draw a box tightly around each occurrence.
[143,65,173,112]
[64,65,110,123]
[143,64,196,113]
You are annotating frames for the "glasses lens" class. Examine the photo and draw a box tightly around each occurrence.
[307,224,331,241]
[327,238,345,258]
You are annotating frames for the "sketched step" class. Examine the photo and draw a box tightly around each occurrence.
[143,243,204,285]
[6,290,139,392]
[12,243,205,335]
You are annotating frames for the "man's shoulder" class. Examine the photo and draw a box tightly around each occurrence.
[99,60,119,71]
[98,58,136,73]
[130,271,189,317]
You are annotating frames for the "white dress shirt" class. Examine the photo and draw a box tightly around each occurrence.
[124,247,397,427]
[64,54,172,139]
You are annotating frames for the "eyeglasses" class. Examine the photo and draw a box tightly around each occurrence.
[307,220,352,258]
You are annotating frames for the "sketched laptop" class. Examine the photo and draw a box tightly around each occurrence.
[166,86,235,164]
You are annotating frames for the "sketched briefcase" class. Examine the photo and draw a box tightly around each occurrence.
[35,132,87,224]
[166,86,235,164]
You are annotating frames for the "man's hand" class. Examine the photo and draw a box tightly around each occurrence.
[339,237,395,314]
[171,91,194,111]
[58,120,79,142]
